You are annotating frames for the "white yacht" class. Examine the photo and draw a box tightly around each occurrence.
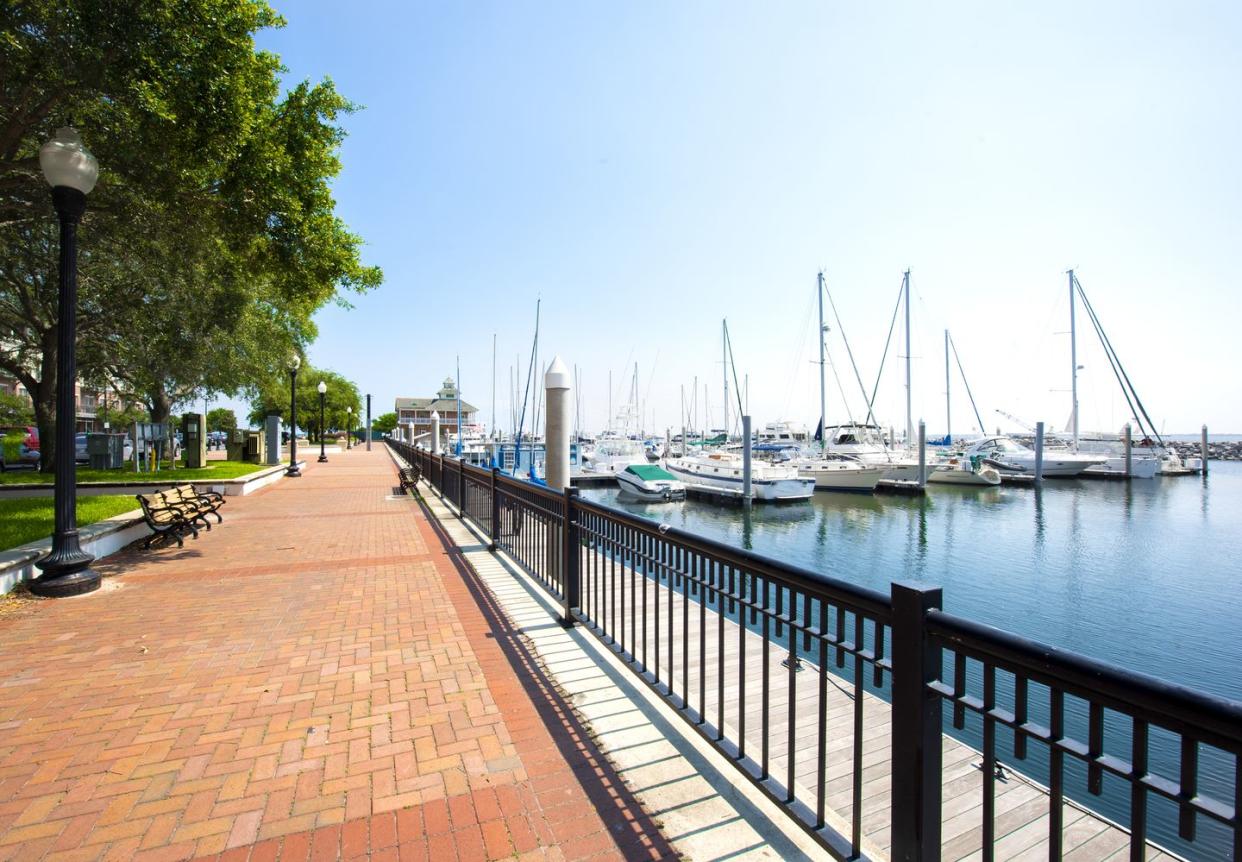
[665,453,815,502]
[758,421,810,445]
[1074,435,1161,479]
[822,424,929,485]
[616,464,687,502]
[792,455,885,492]
[962,436,1106,478]
[583,438,648,474]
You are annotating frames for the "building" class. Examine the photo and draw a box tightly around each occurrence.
[395,378,477,443]
[0,374,142,432]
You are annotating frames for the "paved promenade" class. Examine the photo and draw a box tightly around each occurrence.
[0,449,673,861]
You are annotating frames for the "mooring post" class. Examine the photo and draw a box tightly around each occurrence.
[890,582,944,861]
[917,419,926,489]
[544,357,571,491]
[1034,421,1045,485]
[1201,424,1209,476]
[1124,423,1132,478]
[742,415,753,506]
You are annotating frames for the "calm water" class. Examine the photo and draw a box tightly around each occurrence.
[581,462,1242,857]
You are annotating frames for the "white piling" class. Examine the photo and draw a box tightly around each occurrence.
[1124,423,1132,477]
[742,415,753,506]
[1201,424,1209,475]
[917,419,926,489]
[1034,421,1045,484]
[431,411,441,454]
[544,356,572,490]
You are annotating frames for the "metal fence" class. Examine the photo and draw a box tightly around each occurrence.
[387,441,1242,862]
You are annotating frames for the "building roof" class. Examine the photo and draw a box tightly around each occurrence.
[395,379,476,414]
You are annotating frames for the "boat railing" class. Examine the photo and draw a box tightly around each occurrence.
[385,439,1242,861]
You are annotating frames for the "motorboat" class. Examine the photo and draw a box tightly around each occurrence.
[792,455,885,492]
[927,455,1002,486]
[822,424,930,485]
[665,453,815,502]
[616,464,686,502]
[962,436,1105,478]
[1073,435,1161,479]
[583,438,648,474]
[758,421,810,445]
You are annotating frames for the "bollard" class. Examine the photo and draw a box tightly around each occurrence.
[544,357,572,490]
[431,411,441,455]
[1124,423,1132,478]
[917,420,926,488]
[742,415,753,506]
[1034,422,1045,484]
[1201,425,1209,476]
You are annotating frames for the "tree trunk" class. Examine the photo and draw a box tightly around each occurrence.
[149,389,172,425]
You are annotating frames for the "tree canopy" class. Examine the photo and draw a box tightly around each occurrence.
[248,366,360,442]
[372,412,398,435]
[0,0,382,469]
[206,408,238,433]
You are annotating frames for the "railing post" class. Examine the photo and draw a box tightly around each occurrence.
[890,581,944,862]
[560,487,580,626]
[456,459,464,518]
[488,467,499,552]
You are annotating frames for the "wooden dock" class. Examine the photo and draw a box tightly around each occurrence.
[569,545,1181,861]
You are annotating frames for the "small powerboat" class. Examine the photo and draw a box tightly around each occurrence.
[616,464,686,502]
[928,455,1002,486]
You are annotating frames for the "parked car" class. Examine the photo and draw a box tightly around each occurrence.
[19,427,40,467]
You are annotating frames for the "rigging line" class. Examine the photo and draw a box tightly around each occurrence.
[1073,276,1154,442]
[822,278,878,429]
[866,277,906,435]
[824,342,857,429]
[513,299,540,474]
[948,333,987,433]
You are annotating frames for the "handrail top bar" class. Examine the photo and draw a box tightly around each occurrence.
[927,609,1242,747]
[574,495,893,620]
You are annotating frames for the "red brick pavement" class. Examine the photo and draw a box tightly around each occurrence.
[0,450,675,861]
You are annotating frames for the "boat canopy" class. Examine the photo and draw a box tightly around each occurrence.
[624,464,677,481]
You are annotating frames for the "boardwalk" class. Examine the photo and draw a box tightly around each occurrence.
[0,449,673,861]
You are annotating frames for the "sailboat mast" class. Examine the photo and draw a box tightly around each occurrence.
[1069,269,1079,448]
[944,329,951,444]
[904,269,913,445]
[817,271,827,454]
[722,319,729,440]
[491,334,496,439]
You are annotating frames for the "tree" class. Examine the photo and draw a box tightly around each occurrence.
[372,412,398,436]
[0,1,382,471]
[206,408,237,434]
[0,391,33,427]
[248,367,360,443]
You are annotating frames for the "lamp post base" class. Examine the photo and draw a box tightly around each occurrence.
[33,543,100,597]
[318,455,328,463]
[285,465,302,477]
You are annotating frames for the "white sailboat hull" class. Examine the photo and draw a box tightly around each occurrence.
[927,463,1002,486]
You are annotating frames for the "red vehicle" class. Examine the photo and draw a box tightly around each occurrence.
[19,426,41,466]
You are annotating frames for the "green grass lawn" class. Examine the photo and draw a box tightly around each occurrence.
[2,431,23,465]
[0,460,263,485]
[0,495,141,552]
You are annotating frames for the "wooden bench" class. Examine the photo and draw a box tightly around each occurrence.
[136,492,198,548]
[164,484,225,527]
[398,466,421,492]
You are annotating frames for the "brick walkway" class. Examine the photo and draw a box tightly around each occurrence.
[0,449,675,861]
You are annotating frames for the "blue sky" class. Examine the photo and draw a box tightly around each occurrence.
[235,1,1240,436]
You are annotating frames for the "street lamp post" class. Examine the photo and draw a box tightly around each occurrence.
[31,127,100,598]
[286,354,302,477]
[317,381,328,462]
[346,406,352,450]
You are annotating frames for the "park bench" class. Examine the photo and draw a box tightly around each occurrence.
[136,492,198,548]
[398,465,421,492]
[163,484,225,527]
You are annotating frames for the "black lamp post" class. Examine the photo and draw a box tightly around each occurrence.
[346,406,352,450]
[32,128,100,598]
[317,381,328,462]
[285,354,301,477]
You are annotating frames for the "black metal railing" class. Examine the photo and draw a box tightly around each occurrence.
[386,440,1242,862]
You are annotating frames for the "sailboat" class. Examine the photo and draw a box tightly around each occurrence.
[927,330,1001,486]
[1063,271,1191,477]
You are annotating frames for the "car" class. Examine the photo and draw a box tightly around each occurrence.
[19,427,40,466]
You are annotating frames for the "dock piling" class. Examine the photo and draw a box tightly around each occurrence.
[1202,425,1209,475]
[1034,421,1045,485]
[544,357,571,490]
[917,420,926,489]
[742,415,753,506]
[1124,423,1132,478]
